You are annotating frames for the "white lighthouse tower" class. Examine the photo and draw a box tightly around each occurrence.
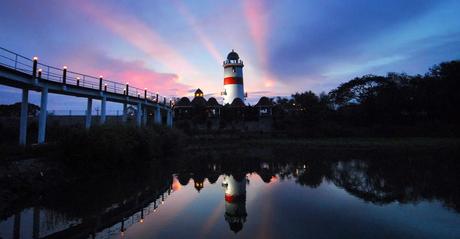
[222,50,246,105]
[222,174,247,233]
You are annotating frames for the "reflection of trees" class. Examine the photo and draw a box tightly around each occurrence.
[321,157,460,212]
[203,156,460,213]
[296,160,329,188]
[328,160,398,203]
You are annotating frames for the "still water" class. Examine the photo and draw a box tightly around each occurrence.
[1,157,459,239]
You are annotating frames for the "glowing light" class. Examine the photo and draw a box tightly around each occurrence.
[33,56,38,61]
[172,177,182,191]
[63,66,67,69]
[38,69,42,72]
[99,75,103,78]
[140,219,144,223]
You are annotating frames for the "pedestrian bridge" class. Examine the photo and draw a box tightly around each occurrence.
[0,47,174,145]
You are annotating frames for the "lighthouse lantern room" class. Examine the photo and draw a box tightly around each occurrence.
[222,50,246,105]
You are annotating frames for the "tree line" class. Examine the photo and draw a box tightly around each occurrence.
[271,60,460,137]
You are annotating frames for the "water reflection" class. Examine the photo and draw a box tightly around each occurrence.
[222,174,247,233]
[1,155,459,238]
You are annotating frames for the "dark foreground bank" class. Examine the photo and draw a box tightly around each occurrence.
[1,134,459,238]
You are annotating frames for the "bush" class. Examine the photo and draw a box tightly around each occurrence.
[55,124,186,172]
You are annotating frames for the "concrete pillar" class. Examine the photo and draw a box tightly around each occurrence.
[142,106,147,126]
[13,212,21,239]
[33,207,40,239]
[136,102,142,127]
[166,110,173,128]
[85,98,92,129]
[122,103,128,123]
[19,89,29,145]
[38,87,48,144]
[100,97,106,124]
[154,106,162,125]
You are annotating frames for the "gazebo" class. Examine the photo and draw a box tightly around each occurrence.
[206,97,222,117]
[173,97,192,119]
[254,96,273,116]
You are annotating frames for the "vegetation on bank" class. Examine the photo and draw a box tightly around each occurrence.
[271,60,460,137]
[54,124,185,172]
[0,124,185,172]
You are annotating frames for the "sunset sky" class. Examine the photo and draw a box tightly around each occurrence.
[1,0,459,110]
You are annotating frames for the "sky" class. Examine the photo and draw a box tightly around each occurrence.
[1,0,460,110]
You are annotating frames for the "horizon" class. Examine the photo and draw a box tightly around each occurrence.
[1,0,459,110]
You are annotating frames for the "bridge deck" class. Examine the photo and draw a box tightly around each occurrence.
[0,64,170,110]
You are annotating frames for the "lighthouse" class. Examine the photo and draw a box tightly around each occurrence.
[222,174,247,233]
[222,50,246,105]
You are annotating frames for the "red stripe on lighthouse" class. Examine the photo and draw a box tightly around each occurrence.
[224,77,243,85]
[225,194,235,203]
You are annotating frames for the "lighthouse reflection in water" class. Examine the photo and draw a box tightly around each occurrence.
[2,159,459,239]
[222,174,248,233]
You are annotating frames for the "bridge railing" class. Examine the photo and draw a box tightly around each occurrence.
[0,47,172,107]
[0,47,33,74]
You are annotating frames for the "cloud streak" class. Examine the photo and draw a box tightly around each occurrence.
[243,0,277,88]
[172,0,223,64]
[75,0,198,78]
[56,46,191,97]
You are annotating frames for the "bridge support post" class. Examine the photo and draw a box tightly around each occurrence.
[38,87,48,144]
[154,106,162,125]
[19,89,29,145]
[142,106,147,126]
[85,98,92,129]
[33,207,40,239]
[167,110,173,128]
[13,212,21,239]
[100,97,106,124]
[122,103,127,123]
[136,102,142,127]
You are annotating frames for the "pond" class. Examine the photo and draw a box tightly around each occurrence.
[1,154,459,238]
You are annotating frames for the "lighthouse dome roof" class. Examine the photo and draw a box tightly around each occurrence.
[227,50,239,60]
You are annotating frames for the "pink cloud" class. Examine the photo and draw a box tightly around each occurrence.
[243,0,277,87]
[73,0,197,77]
[51,46,191,97]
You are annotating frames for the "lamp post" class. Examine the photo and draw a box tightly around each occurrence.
[32,56,38,78]
[62,66,67,84]
[99,76,103,91]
